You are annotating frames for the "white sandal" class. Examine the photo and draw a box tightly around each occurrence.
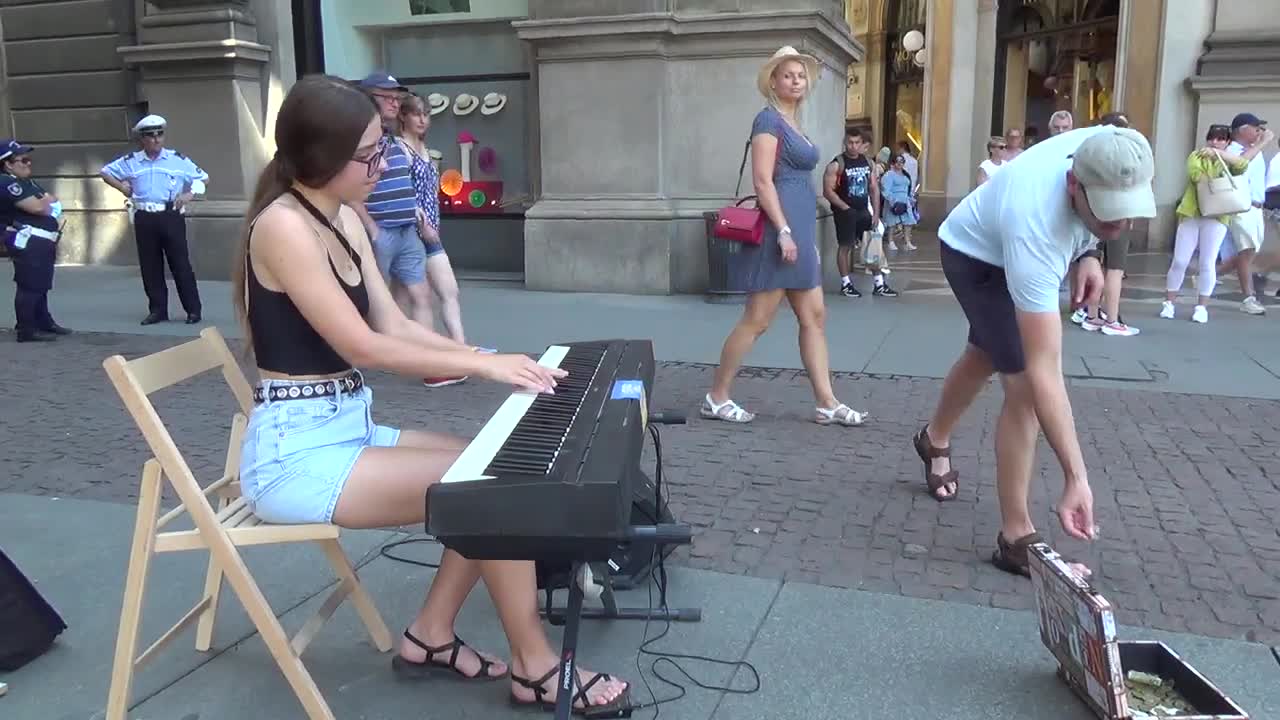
[815,403,867,426]
[700,394,755,423]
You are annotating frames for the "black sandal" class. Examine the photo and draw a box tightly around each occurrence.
[390,630,506,681]
[509,665,634,718]
[913,424,959,502]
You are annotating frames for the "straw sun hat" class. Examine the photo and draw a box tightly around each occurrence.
[757,45,822,100]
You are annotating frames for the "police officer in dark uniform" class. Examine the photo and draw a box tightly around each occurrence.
[99,115,209,325]
[1,139,71,342]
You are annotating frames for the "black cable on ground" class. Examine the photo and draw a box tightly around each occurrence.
[627,424,761,718]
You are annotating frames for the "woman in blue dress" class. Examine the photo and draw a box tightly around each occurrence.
[880,153,917,250]
[701,46,868,427]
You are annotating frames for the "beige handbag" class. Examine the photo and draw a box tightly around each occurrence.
[1196,150,1251,216]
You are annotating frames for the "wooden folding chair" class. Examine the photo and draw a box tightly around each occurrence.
[101,327,393,720]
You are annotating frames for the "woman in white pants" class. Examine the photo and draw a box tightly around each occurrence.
[1161,125,1252,323]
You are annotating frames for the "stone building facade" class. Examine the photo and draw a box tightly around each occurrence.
[0,0,1275,294]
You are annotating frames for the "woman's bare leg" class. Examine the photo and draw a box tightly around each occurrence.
[785,287,839,408]
[331,430,628,706]
[425,253,466,343]
[709,289,785,403]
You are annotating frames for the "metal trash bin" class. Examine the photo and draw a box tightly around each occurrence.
[704,210,748,304]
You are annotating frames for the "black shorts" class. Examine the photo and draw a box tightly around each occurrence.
[1100,234,1129,271]
[939,240,1026,374]
[833,206,872,246]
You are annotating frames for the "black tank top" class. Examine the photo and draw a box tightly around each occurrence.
[246,189,371,376]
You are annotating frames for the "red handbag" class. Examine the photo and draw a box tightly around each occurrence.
[712,138,779,246]
[714,196,764,245]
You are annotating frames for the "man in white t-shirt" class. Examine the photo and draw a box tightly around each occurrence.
[910,125,1156,579]
[1223,112,1275,315]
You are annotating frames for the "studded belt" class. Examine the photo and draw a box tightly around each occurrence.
[253,372,364,403]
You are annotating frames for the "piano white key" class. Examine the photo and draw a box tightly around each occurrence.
[440,345,571,483]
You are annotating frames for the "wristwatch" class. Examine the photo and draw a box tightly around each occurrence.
[780,225,792,236]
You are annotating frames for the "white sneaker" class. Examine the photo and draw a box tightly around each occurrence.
[1191,305,1208,323]
[1101,321,1140,337]
[1071,308,1088,324]
[1242,296,1266,315]
[1081,316,1105,332]
[905,241,918,250]
[1159,301,1175,319]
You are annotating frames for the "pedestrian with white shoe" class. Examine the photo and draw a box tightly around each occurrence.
[1161,123,1263,324]
[702,46,868,427]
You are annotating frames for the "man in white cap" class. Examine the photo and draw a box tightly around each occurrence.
[99,114,209,325]
[910,124,1157,578]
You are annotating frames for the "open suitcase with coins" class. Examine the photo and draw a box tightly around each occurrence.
[1028,543,1250,719]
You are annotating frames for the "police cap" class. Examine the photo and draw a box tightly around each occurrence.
[0,139,33,162]
[133,115,167,133]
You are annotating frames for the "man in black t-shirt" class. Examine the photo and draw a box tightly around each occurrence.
[823,127,896,297]
[1,139,69,342]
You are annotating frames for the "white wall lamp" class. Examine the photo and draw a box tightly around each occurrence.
[903,28,927,67]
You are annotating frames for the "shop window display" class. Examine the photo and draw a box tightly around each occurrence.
[412,81,526,216]
[994,0,1120,133]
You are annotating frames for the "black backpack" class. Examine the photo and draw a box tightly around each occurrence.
[0,546,67,671]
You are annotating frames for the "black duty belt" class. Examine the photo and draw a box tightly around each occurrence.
[253,372,363,403]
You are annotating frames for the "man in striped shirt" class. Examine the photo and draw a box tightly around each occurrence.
[352,73,468,387]
[354,72,423,287]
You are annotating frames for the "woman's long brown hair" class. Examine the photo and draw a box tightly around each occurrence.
[231,74,378,356]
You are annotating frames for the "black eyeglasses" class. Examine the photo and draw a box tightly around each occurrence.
[352,138,388,178]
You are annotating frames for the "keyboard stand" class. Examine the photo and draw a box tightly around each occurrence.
[540,526,699,720]
[542,560,702,626]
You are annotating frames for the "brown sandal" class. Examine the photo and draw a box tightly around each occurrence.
[990,531,1043,577]
[913,425,958,502]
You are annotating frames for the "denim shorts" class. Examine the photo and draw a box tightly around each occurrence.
[373,223,427,285]
[239,374,401,525]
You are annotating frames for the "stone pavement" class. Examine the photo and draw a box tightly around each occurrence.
[5,493,1279,720]
[3,328,1279,652]
[18,261,1280,398]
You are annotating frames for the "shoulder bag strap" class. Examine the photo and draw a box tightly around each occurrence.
[733,139,751,198]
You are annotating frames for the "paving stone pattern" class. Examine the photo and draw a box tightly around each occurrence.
[4,331,1280,647]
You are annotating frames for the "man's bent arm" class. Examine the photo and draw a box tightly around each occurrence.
[1015,309,1088,486]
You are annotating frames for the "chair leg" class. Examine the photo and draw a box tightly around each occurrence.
[194,497,230,652]
[105,461,164,720]
[318,538,393,652]
[216,544,336,720]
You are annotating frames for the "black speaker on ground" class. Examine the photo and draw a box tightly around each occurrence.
[0,546,67,671]
[535,470,676,592]
[606,471,675,589]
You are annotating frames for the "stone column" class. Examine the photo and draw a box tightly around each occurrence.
[515,1,862,294]
[1188,2,1280,140]
[116,0,276,279]
[916,0,954,226]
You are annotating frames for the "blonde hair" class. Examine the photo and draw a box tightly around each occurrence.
[763,57,812,124]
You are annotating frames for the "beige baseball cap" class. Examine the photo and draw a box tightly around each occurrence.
[1070,127,1156,222]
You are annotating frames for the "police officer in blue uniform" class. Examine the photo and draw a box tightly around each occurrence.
[1,139,71,342]
[100,115,209,325]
